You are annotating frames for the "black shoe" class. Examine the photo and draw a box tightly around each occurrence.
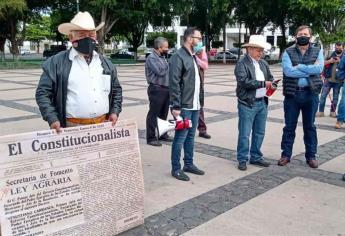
[171,170,190,181]
[199,132,211,139]
[183,165,205,175]
[249,159,270,167]
[147,140,162,147]
[159,135,173,142]
[238,162,247,171]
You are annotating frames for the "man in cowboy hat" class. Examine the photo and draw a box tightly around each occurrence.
[36,11,122,132]
[234,35,275,171]
[278,25,324,168]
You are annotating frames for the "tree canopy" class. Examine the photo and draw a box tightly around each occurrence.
[1,0,345,59]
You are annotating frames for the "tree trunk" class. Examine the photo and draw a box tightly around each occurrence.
[97,6,107,55]
[248,25,256,36]
[222,22,226,64]
[279,23,287,59]
[9,19,19,61]
[9,39,19,61]
[97,6,119,55]
[0,37,5,62]
[37,41,40,53]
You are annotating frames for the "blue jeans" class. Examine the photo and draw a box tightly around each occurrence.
[171,110,199,172]
[337,83,345,122]
[281,90,319,160]
[318,80,342,112]
[237,100,268,163]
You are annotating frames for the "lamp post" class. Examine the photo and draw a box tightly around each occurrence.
[76,0,79,12]
[237,22,241,61]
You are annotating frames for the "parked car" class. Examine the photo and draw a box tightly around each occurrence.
[20,48,33,55]
[215,51,238,60]
[167,48,176,58]
[43,45,67,58]
[228,47,241,55]
[110,50,134,59]
[145,48,153,58]
[145,48,176,59]
[262,49,271,60]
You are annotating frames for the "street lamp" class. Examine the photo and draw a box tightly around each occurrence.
[76,0,79,13]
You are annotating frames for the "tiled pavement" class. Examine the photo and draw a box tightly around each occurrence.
[1,64,345,236]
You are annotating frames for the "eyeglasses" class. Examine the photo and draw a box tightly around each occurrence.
[192,36,202,40]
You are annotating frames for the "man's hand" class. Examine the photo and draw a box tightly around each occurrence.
[265,81,272,89]
[172,110,181,118]
[50,121,62,133]
[108,113,118,126]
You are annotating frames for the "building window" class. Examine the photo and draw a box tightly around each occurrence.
[277,36,283,47]
[267,36,274,46]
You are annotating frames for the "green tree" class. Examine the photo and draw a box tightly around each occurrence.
[112,0,156,60]
[26,16,52,53]
[0,20,9,61]
[49,0,77,43]
[83,0,120,53]
[289,0,345,55]
[188,0,234,51]
[234,0,270,35]
[0,0,27,59]
[146,32,177,48]
[267,0,294,57]
[0,0,52,59]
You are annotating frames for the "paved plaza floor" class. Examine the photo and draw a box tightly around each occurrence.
[1,64,345,236]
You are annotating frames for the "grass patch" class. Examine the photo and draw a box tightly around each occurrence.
[0,58,140,70]
[109,58,137,64]
[0,60,44,69]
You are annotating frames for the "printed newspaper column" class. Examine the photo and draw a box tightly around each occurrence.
[0,119,144,236]
[0,167,83,236]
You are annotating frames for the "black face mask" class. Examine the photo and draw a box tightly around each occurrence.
[336,50,343,54]
[73,37,96,55]
[296,36,310,46]
[161,50,169,57]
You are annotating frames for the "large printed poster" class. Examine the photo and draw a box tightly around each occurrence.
[0,120,144,236]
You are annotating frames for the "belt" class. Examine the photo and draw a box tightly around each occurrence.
[66,114,107,125]
[296,86,310,91]
[149,83,169,89]
[255,97,264,101]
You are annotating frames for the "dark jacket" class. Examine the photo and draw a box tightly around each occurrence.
[234,54,273,107]
[336,53,345,81]
[324,51,343,79]
[169,46,204,110]
[35,49,122,127]
[145,50,169,87]
[283,44,322,96]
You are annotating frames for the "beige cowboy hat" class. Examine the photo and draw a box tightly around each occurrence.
[58,11,105,35]
[242,35,271,50]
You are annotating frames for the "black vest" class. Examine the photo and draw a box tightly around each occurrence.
[283,44,322,96]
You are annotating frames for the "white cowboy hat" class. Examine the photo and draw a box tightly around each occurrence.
[242,35,271,50]
[58,11,105,35]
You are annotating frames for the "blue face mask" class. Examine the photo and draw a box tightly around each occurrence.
[193,42,203,54]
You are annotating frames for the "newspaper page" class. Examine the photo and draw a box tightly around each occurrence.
[0,119,144,236]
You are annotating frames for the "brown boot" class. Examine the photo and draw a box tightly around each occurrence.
[330,112,337,118]
[306,159,318,168]
[278,157,290,166]
[335,121,343,129]
[315,112,324,117]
